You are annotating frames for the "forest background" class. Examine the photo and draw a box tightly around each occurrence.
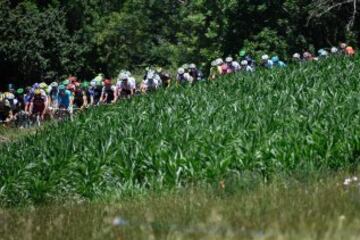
[0,0,359,86]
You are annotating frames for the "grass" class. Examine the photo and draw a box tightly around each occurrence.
[1,56,360,206]
[0,126,35,143]
[1,171,360,239]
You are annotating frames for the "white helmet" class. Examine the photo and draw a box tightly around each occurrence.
[225,57,233,63]
[147,71,155,80]
[231,61,240,69]
[189,63,196,69]
[216,58,224,65]
[211,60,217,67]
[118,72,128,81]
[340,43,347,49]
[241,60,248,66]
[331,47,338,53]
[50,82,58,88]
[90,80,96,87]
[293,53,301,59]
[261,55,269,61]
[177,68,185,75]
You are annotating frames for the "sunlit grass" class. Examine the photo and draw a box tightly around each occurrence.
[1,171,360,239]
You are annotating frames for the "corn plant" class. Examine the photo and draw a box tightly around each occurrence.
[1,56,360,206]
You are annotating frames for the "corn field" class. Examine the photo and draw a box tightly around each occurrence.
[1,56,360,206]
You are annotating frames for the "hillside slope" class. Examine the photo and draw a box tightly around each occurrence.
[1,56,360,206]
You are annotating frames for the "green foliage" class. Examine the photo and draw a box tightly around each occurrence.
[0,0,84,83]
[1,56,360,206]
[242,28,288,61]
[1,0,359,85]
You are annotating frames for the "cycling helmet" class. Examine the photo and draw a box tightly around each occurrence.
[177,68,185,75]
[261,55,269,61]
[239,50,246,57]
[34,89,41,95]
[90,80,97,87]
[340,43,347,49]
[81,82,90,89]
[58,85,66,91]
[40,82,48,89]
[216,58,224,65]
[16,88,24,94]
[293,53,301,59]
[33,83,40,89]
[94,73,104,82]
[63,79,70,86]
[211,60,217,67]
[318,49,328,57]
[104,79,112,86]
[50,82,58,88]
[241,60,248,66]
[345,46,355,55]
[271,56,279,63]
[189,63,196,69]
[182,64,189,70]
[225,57,233,63]
[331,47,338,53]
[147,71,155,80]
[303,52,312,59]
[156,67,163,73]
[118,72,128,81]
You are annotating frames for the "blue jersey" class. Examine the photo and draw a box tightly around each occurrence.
[58,90,72,109]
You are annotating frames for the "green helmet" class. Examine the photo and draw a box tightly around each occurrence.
[16,88,24,94]
[59,85,66,91]
[81,81,89,89]
[63,79,70,86]
[239,50,246,57]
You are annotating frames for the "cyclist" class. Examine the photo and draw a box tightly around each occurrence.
[261,55,273,69]
[318,49,329,59]
[48,82,59,110]
[189,64,201,83]
[156,68,171,88]
[303,51,314,61]
[176,68,193,85]
[116,72,136,98]
[141,70,161,92]
[93,79,103,106]
[101,79,117,104]
[345,46,355,56]
[331,47,339,54]
[0,94,11,123]
[73,84,88,110]
[292,53,301,62]
[30,88,48,121]
[58,85,73,111]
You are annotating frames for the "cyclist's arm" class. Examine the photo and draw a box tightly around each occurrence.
[82,93,88,108]
[42,98,48,116]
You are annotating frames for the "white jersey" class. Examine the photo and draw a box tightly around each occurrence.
[231,61,241,72]
[143,73,161,89]
[117,77,136,91]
